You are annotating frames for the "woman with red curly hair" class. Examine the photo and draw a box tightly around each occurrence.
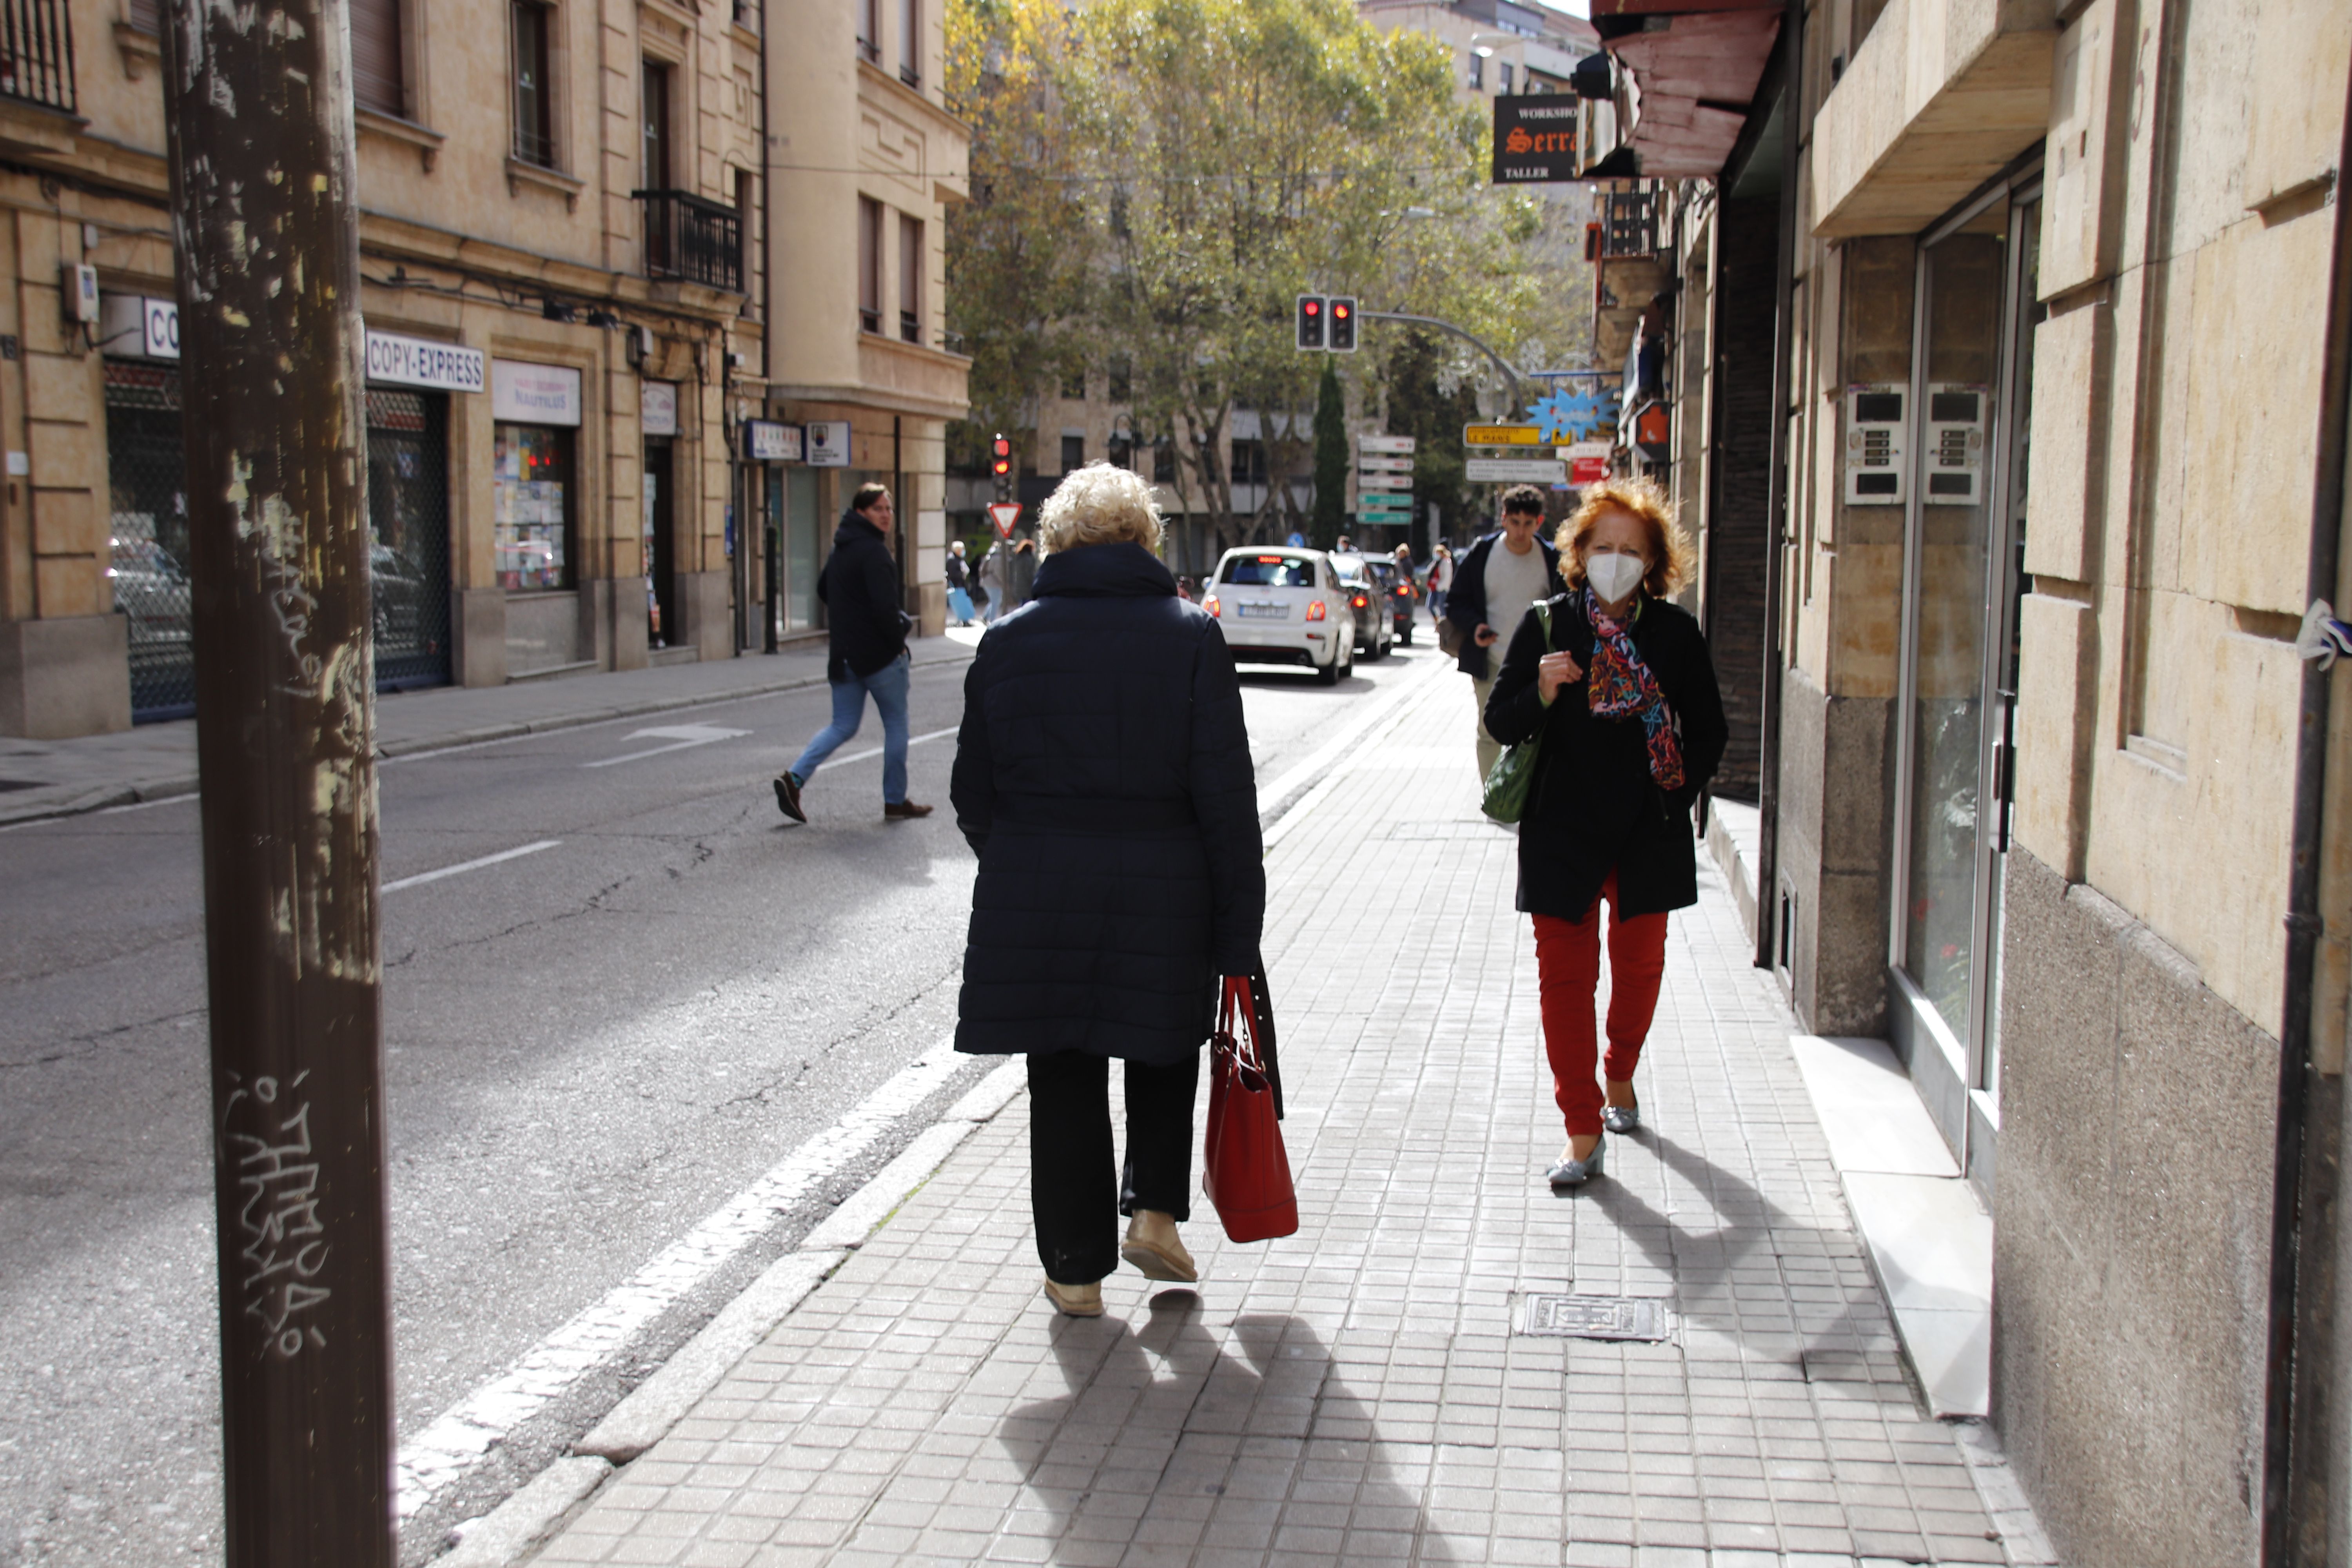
[1483,477,1727,1187]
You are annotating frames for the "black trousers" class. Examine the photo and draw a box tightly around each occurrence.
[1027,1050,1198,1285]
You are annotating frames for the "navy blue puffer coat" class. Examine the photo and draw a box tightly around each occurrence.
[951,540,1264,1063]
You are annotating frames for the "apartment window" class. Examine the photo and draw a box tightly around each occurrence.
[1153,441,1174,483]
[857,198,883,333]
[856,0,879,62]
[1467,50,1483,91]
[1230,438,1266,486]
[898,214,922,343]
[1498,62,1514,94]
[1108,357,1131,402]
[897,0,920,85]
[1060,367,1085,400]
[352,0,405,116]
[1109,434,1134,471]
[642,62,672,189]
[512,0,556,167]
[737,168,759,307]
[1060,436,1085,473]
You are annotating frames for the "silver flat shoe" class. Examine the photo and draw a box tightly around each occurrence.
[1602,1103,1640,1134]
[1546,1138,1606,1187]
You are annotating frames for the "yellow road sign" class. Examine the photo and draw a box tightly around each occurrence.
[1463,423,1545,446]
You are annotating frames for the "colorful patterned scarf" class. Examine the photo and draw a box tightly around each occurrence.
[1584,588,1684,791]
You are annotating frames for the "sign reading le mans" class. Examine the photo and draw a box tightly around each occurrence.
[1491,94,1581,185]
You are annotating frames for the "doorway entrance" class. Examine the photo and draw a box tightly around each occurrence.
[643,439,677,648]
[1887,173,2043,1189]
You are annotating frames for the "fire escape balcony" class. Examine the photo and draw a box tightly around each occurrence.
[633,189,743,294]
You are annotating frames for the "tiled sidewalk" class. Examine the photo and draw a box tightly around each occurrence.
[521,670,2054,1568]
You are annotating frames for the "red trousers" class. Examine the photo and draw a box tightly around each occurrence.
[1533,872,1670,1137]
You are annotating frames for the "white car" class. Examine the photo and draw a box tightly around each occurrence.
[1201,547,1356,686]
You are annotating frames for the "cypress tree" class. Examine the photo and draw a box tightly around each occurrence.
[1310,358,1348,550]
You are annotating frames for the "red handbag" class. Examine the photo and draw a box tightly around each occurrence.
[1202,974,1299,1243]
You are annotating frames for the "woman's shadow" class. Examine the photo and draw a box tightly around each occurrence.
[998,1293,1455,1563]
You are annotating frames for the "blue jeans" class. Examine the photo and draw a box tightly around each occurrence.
[789,653,911,804]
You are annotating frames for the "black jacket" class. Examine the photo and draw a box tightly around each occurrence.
[1483,591,1728,922]
[1445,531,1566,679]
[817,510,910,681]
[951,541,1265,1063]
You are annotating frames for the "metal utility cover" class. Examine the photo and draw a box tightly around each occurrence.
[1519,1294,1670,1341]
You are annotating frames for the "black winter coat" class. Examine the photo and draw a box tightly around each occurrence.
[951,541,1265,1063]
[817,511,910,681]
[1445,531,1566,679]
[1483,592,1729,922]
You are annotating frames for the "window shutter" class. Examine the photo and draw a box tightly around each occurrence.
[350,0,404,117]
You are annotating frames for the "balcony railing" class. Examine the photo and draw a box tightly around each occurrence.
[633,189,743,293]
[1600,187,1659,259]
[0,0,76,115]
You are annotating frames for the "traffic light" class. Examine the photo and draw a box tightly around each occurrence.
[1296,294,1325,351]
[991,432,1013,501]
[1328,297,1357,353]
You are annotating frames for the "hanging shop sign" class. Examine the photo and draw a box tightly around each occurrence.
[364,330,485,393]
[804,420,852,467]
[745,420,801,463]
[490,360,583,426]
[1491,94,1582,185]
[1565,441,1612,486]
[641,381,679,436]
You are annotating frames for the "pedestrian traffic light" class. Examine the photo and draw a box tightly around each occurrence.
[991,432,1013,501]
[1296,294,1325,351]
[1328,297,1357,353]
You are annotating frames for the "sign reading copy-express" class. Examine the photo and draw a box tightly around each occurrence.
[364,330,485,393]
[491,360,583,426]
[1491,94,1581,184]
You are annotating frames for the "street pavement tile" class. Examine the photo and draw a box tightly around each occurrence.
[521,677,2043,1568]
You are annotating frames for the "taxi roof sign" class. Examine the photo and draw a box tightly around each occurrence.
[1463,423,1546,446]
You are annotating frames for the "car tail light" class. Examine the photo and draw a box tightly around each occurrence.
[1306,600,1328,621]
[1351,593,1368,609]
[1203,593,1221,617]
[1395,585,1412,598]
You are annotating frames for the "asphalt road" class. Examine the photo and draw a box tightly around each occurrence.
[0,632,1450,1567]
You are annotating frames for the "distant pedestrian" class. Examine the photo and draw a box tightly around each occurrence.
[1335,534,1353,554]
[950,462,1265,1318]
[771,483,934,823]
[1426,543,1455,623]
[1446,486,1564,782]
[946,539,975,625]
[975,538,1004,622]
[1483,477,1726,1187]
[1391,543,1419,613]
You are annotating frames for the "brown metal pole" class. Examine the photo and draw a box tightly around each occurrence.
[160,0,397,1558]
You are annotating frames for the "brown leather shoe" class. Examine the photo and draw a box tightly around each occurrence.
[1120,1210,1198,1283]
[883,800,934,820]
[1042,1279,1103,1317]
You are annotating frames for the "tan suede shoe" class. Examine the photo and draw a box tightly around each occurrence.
[1120,1210,1199,1283]
[1042,1278,1103,1317]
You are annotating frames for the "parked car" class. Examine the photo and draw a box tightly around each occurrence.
[1202,547,1356,686]
[1326,553,1394,661]
[108,537,192,662]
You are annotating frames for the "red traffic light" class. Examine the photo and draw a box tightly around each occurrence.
[1304,300,1321,317]
[1331,301,1350,320]
[1328,296,1358,353]
[992,434,1012,458]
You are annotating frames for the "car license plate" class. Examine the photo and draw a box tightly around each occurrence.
[1237,603,1288,619]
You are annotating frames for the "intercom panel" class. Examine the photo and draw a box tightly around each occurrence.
[1842,385,1906,505]
[1922,383,1987,505]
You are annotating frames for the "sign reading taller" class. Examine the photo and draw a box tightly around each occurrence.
[1491,94,1582,184]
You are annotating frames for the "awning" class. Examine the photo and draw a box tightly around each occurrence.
[1579,0,1783,180]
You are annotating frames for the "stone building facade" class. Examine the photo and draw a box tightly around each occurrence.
[1580,0,2352,1558]
[0,0,967,737]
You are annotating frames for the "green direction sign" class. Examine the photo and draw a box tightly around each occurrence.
[1356,509,1412,525]
[1357,492,1412,508]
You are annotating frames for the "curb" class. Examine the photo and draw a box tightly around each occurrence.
[0,645,976,829]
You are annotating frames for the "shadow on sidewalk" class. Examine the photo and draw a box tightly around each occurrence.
[997,1292,1457,1563]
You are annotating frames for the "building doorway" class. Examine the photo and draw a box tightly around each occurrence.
[1887,174,2042,1185]
[643,439,677,648]
[365,388,453,691]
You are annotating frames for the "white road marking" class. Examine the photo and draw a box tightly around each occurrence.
[822,726,959,770]
[393,1039,971,1517]
[582,724,753,769]
[381,840,562,892]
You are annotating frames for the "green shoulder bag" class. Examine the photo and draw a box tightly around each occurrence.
[1479,601,1555,824]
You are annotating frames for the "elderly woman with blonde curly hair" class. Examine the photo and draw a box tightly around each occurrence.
[1483,477,1726,1188]
[950,462,1265,1316]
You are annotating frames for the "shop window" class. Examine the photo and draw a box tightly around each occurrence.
[494,422,576,590]
[897,0,920,85]
[899,213,923,342]
[512,0,557,167]
[352,0,405,116]
[858,197,883,334]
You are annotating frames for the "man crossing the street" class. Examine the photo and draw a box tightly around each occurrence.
[773,483,934,822]
[1445,485,1564,782]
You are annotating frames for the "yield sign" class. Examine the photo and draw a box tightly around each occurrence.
[988,502,1023,539]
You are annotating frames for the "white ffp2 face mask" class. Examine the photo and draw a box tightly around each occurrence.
[1586,551,1646,604]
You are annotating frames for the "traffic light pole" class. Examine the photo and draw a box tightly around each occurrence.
[162,0,399,1556]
